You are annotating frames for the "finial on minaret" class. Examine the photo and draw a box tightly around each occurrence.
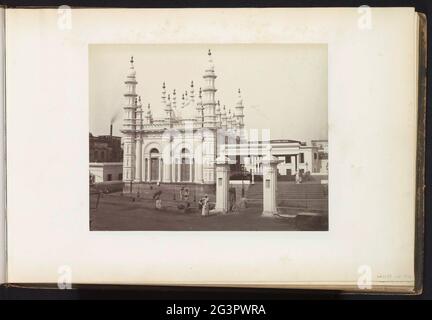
[130,56,134,65]
[161,82,167,105]
[208,49,211,56]
[235,87,244,128]
[146,103,152,124]
[189,82,195,102]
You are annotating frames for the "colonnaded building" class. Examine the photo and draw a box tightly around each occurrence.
[120,50,328,185]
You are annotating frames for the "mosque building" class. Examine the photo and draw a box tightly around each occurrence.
[120,50,328,186]
[121,50,245,184]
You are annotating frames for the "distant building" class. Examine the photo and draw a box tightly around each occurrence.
[311,140,328,174]
[89,162,123,183]
[89,132,124,183]
[89,133,123,163]
[225,139,328,177]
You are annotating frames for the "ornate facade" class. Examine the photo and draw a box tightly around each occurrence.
[121,50,245,184]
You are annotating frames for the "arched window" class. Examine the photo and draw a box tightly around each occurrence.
[180,147,191,182]
[149,148,160,181]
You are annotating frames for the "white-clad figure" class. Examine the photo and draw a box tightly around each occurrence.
[201,195,210,216]
[295,170,301,184]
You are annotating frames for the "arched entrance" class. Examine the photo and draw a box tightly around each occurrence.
[180,148,191,182]
[150,148,160,181]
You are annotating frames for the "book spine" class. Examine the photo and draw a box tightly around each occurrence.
[0,6,5,286]
[414,12,427,295]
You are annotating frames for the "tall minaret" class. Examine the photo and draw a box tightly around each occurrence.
[136,96,143,130]
[161,81,167,106]
[134,97,143,182]
[121,56,138,183]
[234,89,245,129]
[202,49,217,128]
[172,89,177,117]
[195,87,204,126]
[145,103,153,124]
[229,109,236,129]
[189,81,195,104]
[215,100,222,127]
[230,111,236,128]
[221,105,228,130]
[164,85,173,126]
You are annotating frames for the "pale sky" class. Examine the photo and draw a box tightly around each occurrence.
[89,44,327,141]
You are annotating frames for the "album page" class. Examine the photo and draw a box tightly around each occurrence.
[5,8,419,291]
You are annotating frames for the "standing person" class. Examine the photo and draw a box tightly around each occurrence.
[201,195,209,216]
[295,171,300,184]
[184,188,190,201]
[179,187,184,201]
[153,190,162,210]
[155,194,162,210]
[229,187,236,212]
[198,197,203,211]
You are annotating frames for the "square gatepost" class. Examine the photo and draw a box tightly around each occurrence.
[212,155,236,214]
[262,149,282,217]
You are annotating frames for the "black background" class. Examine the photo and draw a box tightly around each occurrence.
[0,0,431,301]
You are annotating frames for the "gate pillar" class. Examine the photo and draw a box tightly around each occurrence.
[213,155,235,214]
[262,147,282,217]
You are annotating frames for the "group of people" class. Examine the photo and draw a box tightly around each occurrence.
[198,195,210,216]
[151,185,237,216]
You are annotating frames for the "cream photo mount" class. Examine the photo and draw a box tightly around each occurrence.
[3,8,422,291]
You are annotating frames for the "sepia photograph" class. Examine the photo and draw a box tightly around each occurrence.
[89,44,328,231]
[3,6,425,295]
